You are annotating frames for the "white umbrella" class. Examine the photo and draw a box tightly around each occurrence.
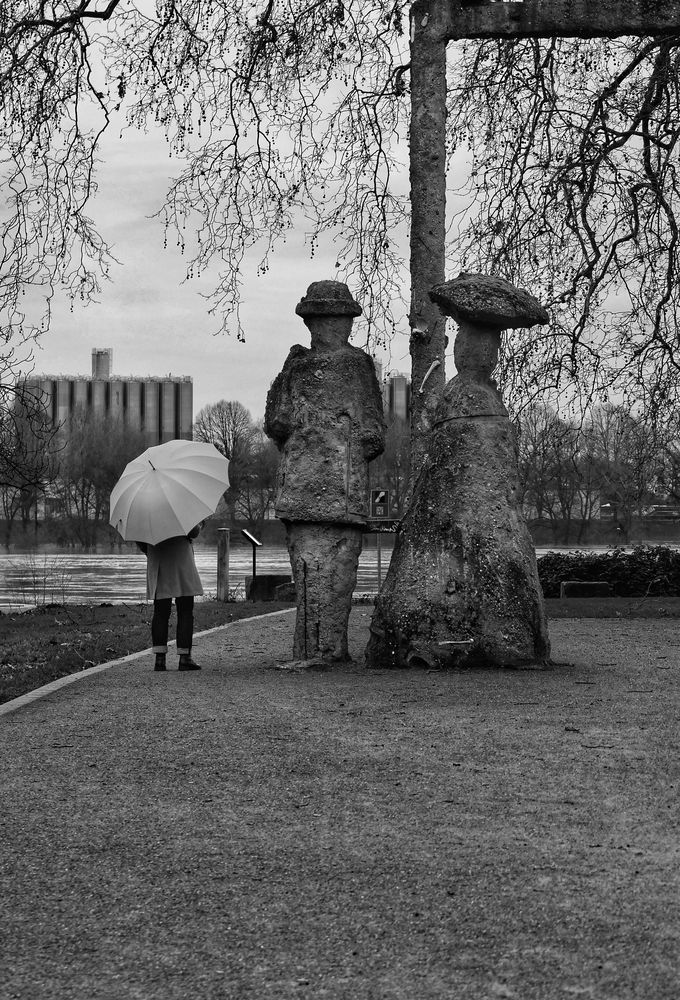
[110,439,230,545]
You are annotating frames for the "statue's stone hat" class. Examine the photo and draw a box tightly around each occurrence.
[430,272,548,330]
[295,280,362,318]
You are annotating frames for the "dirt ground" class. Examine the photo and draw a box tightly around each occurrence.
[0,599,295,704]
[3,594,680,705]
[1,608,678,999]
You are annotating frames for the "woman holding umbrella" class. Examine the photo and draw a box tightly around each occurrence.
[110,439,230,672]
[138,524,204,671]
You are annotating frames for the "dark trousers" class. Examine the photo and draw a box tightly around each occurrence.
[152,596,194,654]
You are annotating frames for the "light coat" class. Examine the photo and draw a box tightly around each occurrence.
[143,535,203,600]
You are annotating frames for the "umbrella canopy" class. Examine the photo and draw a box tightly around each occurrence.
[110,439,230,545]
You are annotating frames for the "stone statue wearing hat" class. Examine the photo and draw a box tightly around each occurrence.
[366,272,551,670]
[265,280,385,664]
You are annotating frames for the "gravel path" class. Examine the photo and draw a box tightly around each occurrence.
[1,608,678,999]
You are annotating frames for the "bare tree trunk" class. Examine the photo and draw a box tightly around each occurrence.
[407,1,680,474]
[408,1,448,471]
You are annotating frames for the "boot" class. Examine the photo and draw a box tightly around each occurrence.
[178,653,201,671]
[154,653,166,672]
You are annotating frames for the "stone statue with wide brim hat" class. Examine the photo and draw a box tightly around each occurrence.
[366,272,551,670]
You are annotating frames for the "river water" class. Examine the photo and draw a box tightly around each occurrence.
[0,544,394,611]
[0,542,632,611]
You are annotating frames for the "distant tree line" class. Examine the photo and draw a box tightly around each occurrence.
[193,399,279,533]
[0,397,281,551]
[4,389,678,552]
[516,402,680,544]
[0,402,149,551]
[366,402,680,545]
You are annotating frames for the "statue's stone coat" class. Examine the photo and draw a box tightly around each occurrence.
[264,280,385,664]
[366,273,550,670]
[265,344,384,524]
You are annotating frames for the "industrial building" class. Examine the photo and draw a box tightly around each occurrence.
[373,360,411,421]
[384,372,410,421]
[23,349,193,445]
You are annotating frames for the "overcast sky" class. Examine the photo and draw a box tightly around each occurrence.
[29,123,415,423]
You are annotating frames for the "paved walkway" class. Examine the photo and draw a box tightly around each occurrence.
[1,609,679,999]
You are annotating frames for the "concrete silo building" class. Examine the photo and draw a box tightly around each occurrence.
[384,373,410,421]
[373,360,411,421]
[24,349,193,445]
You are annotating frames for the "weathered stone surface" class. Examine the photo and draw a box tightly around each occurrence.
[430,273,549,329]
[265,345,384,524]
[265,280,385,664]
[286,522,363,662]
[295,280,362,318]
[444,325,507,419]
[366,274,550,670]
[366,413,550,669]
[265,283,384,525]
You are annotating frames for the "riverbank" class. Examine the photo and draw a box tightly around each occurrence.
[4,595,680,706]
[0,546,380,608]
[3,543,680,610]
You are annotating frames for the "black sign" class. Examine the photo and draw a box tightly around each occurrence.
[370,488,390,518]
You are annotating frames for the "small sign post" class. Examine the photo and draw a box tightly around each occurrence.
[370,489,390,519]
[241,528,262,584]
[369,489,391,590]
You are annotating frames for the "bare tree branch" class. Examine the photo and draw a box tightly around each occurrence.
[4,4,680,439]
[447,33,680,421]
